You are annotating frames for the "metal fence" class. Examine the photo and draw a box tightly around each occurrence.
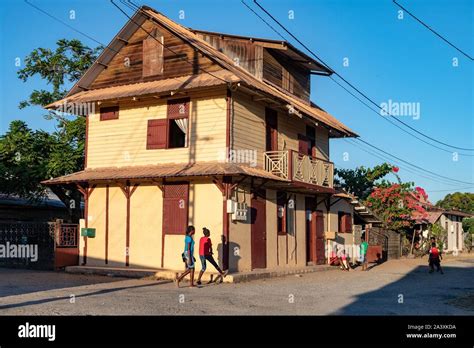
[0,221,80,270]
[0,222,55,269]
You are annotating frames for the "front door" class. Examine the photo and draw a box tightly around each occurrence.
[315,210,326,264]
[251,190,267,269]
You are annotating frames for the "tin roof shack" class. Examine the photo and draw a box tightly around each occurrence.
[329,191,400,263]
[0,192,70,222]
[416,208,473,254]
[43,5,358,273]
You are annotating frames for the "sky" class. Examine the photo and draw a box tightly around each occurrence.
[0,0,472,202]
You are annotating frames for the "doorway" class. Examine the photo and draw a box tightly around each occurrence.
[251,190,267,269]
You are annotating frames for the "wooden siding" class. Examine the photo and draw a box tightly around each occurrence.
[262,49,310,102]
[197,33,264,79]
[87,89,227,168]
[232,92,330,168]
[90,19,222,90]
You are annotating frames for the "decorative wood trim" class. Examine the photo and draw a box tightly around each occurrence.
[213,177,225,194]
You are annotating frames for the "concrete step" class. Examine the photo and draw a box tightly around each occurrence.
[65,264,337,283]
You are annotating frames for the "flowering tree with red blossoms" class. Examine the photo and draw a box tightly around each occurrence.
[365,183,429,231]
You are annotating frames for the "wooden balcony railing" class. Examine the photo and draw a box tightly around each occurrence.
[264,150,334,188]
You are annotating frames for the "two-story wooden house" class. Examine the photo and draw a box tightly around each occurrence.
[44,6,357,273]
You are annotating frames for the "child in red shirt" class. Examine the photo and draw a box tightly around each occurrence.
[428,242,443,274]
[196,227,228,285]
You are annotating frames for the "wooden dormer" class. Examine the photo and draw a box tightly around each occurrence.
[193,30,331,103]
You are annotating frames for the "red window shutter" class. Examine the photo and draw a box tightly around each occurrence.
[167,98,190,118]
[147,119,167,149]
[345,213,352,233]
[338,212,344,233]
[100,106,119,121]
[340,213,352,233]
[163,183,189,235]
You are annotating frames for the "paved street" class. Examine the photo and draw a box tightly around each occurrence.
[0,256,473,315]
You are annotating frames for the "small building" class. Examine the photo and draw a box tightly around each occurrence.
[422,209,471,253]
[328,191,400,262]
[43,6,358,273]
[0,191,70,222]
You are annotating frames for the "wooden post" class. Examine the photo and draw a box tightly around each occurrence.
[119,181,139,267]
[76,183,96,265]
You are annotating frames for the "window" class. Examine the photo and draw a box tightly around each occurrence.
[100,106,119,121]
[146,98,189,150]
[143,28,164,77]
[167,98,189,148]
[162,182,189,234]
[338,212,352,233]
[265,108,278,152]
[167,98,189,149]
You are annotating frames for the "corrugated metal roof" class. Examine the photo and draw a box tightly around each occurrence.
[140,6,357,138]
[45,70,239,108]
[46,6,357,138]
[42,162,289,185]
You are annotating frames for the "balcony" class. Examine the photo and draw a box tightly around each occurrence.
[264,150,334,188]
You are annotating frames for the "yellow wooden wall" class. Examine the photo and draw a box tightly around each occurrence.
[81,180,223,271]
[87,88,227,168]
[232,91,330,167]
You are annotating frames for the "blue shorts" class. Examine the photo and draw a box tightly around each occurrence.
[200,255,207,271]
[360,254,366,263]
[183,253,195,269]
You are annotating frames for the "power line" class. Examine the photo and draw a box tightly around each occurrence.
[329,76,474,157]
[250,0,474,151]
[240,0,286,41]
[241,0,473,186]
[354,138,473,185]
[344,138,469,187]
[393,0,473,61]
[24,0,121,57]
[24,0,206,96]
[424,187,474,193]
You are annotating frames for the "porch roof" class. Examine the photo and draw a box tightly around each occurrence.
[41,162,289,185]
[44,70,239,108]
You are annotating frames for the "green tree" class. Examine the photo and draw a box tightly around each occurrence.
[435,192,474,214]
[334,163,397,200]
[0,39,101,221]
[18,38,102,114]
[462,217,474,234]
[0,120,85,221]
[430,223,447,253]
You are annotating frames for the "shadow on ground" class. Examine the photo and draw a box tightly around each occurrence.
[333,261,474,315]
[0,267,127,298]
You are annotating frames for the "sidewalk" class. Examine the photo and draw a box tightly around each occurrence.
[65,264,337,283]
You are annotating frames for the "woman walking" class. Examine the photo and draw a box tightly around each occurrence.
[175,226,196,288]
[196,227,228,285]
